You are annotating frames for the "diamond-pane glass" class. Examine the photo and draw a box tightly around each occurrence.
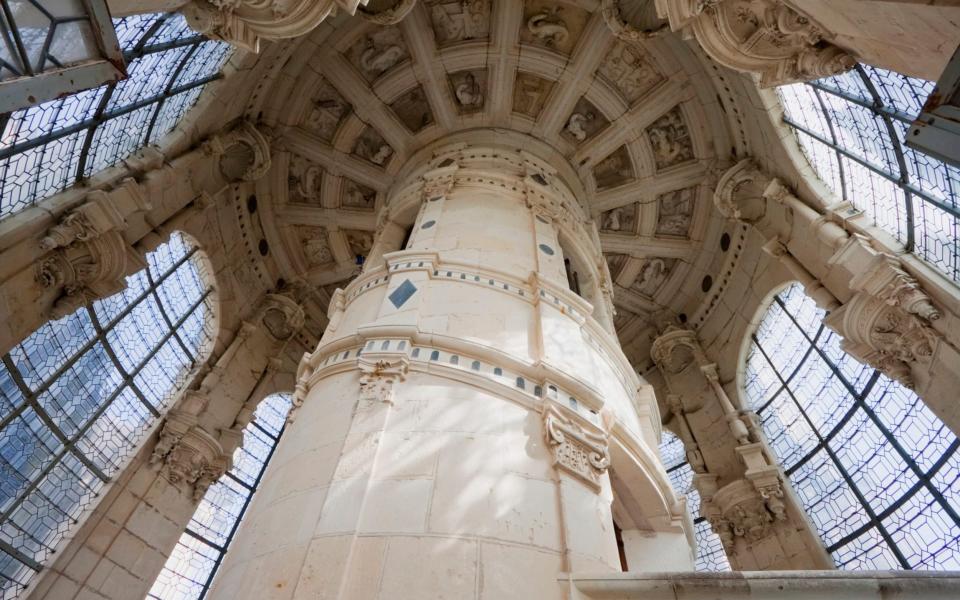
[0,13,232,222]
[148,394,292,600]
[778,67,960,282]
[0,232,214,597]
[658,432,732,572]
[745,282,960,569]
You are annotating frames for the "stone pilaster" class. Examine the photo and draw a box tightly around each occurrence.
[714,159,960,435]
[651,326,832,570]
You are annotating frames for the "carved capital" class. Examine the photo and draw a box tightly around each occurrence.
[543,402,610,490]
[701,478,784,553]
[824,294,937,389]
[183,0,360,52]
[203,120,272,182]
[650,325,705,374]
[150,411,233,501]
[656,0,855,87]
[36,198,143,319]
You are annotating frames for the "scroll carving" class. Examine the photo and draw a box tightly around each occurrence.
[150,410,235,501]
[36,196,143,319]
[203,120,272,182]
[183,0,363,52]
[654,0,855,87]
[543,403,610,490]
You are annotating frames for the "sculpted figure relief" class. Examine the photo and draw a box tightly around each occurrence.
[633,258,670,298]
[598,40,663,103]
[454,72,484,108]
[656,187,696,237]
[647,108,694,169]
[428,0,490,43]
[566,112,593,142]
[527,8,569,47]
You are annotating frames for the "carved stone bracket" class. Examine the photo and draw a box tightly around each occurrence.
[602,0,668,41]
[421,162,459,202]
[655,0,855,87]
[358,357,408,407]
[713,158,772,223]
[183,0,364,52]
[150,410,235,501]
[543,402,610,491]
[824,239,943,388]
[695,468,786,554]
[202,120,272,183]
[257,292,306,342]
[36,194,145,319]
[358,0,418,25]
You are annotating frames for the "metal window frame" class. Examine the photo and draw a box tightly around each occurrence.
[749,287,960,569]
[782,66,960,282]
[0,12,226,222]
[0,0,127,114]
[147,398,291,600]
[0,239,212,584]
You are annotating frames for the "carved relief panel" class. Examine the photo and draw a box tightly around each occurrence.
[593,145,635,190]
[513,72,554,119]
[631,257,677,299]
[345,27,410,82]
[298,226,335,268]
[449,70,487,113]
[646,107,694,170]
[561,97,609,145]
[520,1,590,56]
[655,186,696,238]
[390,86,434,132]
[597,39,664,104]
[288,155,324,206]
[353,127,394,167]
[304,78,351,142]
[600,203,639,235]
[341,178,377,211]
[426,0,491,45]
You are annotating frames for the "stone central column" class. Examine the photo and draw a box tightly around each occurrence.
[208,135,693,599]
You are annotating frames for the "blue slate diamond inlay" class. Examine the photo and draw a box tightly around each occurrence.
[389,279,417,308]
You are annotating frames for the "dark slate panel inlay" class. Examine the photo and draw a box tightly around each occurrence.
[389,279,418,308]
[421,219,436,229]
[538,244,555,255]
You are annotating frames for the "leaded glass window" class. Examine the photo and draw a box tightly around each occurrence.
[658,432,732,571]
[148,393,292,600]
[744,282,960,569]
[0,231,215,596]
[0,12,232,221]
[779,66,960,281]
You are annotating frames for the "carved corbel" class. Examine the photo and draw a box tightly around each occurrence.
[183,0,361,52]
[358,0,417,25]
[823,246,943,388]
[543,402,611,491]
[151,410,233,501]
[358,358,408,407]
[655,0,855,87]
[713,158,772,223]
[203,121,272,183]
[36,197,143,319]
[257,292,306,342]
[650,325,706,374]
[602,0,669,41]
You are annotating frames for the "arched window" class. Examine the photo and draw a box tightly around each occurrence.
[0,13,232,221]
[658,432,731,571]
[148,393,293,600]
[0,231,215,595]
[744,282,960,569]
[778,66,959,282]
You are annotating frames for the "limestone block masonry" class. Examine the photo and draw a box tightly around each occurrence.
[206,136,692,599]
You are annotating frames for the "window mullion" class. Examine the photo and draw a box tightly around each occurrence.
[854,65,916,250]
[809,86,848,203]
[145,264,198,363]
[144,42,201,144]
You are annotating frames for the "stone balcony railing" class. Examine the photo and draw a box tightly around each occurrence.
[567,571,960,599]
